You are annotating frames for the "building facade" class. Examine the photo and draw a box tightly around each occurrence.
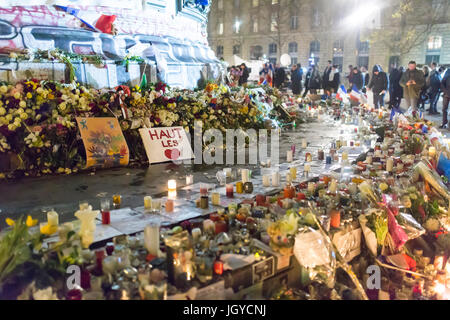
[208,0,450,73]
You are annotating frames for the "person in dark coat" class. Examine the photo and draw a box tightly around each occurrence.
[389,66,404,110]
[291,64,302,95]
[238,63,249,87]
[418,65,430,111]
[400,61,425,112]
[368,64,389,109]
[440,68,450,129]
[428,62,441,115]
[329,65,340,94]
[308,65,322,94]
[274,63,286,89]
[351,67,364,91]
[322,60,333,96]
[303,66,313,98]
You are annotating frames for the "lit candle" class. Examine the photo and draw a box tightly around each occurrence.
[191,228,202,241]
[287,150,293,163]
[386,157,394,172]
[429,147,436,158]
[203,219,215,234]
[165,199,174,213]
[186,175,194,186]
[144,196,152,211]
[329,179,338,193]
[47,210,59,227]
[302,139,307,148]
[241,169,250,183]
[236,181,244,194]
[286,172,292,184]
[212,192,221,205]
[226,184,234,198]
[262,175,270,187]
[168,180,177,192]
[144,222,160,256]
[290,167,297,180]
[342,151,349,162]
[151,199,162,213]
[307,182,315,193]
[272,171,281,187]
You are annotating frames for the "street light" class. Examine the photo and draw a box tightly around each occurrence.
[235,20,241,33]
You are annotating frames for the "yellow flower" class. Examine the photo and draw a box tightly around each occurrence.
[0,85,7,94]
[40,223,58,235]
[48,93,55,99]
[26,215,38,227]
[5,218,15,226]
[0,107,5,116]
[13,92,21,100]
[26,92,33,99]
[0,173,5,179]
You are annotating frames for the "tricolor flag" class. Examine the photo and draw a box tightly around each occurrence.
[336,85,348,103]
[350,85,362,102]
[56,6,116,34]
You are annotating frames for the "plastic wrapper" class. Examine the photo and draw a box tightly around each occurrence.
[358,213,378,256]
[414,161,450,200]
[395,212,425,240]
[332,227,362,263]
[293,227,336,288]
[387,207,408,251]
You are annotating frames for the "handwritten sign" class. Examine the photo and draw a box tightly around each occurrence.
[139,126,194,164]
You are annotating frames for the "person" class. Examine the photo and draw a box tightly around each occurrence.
[291,64,302,95]
[230,66,241,87]
[428,62,441,115]
[351,67,364,91]
[323,60,333,96]
[368,64,388,109]
[347,65,354,91]
[361,66,370,93]
[238,63,249,87]
[329,65,340,94]
[418,65,430,111]
[303,66,313,98]
[400,61,425,112]
[259,63,270,85]
[389,66,404,110]
[440,68,450,129]
[274,63,286,89]
[308,65,322,94]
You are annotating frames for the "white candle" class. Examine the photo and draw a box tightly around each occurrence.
[191,228,202,241]
[287,150,293,163]
[144,196,152,210]
[342,151,349,162]
[272,171,281,187]
[302,139,307,148]
[304,164,311,173]
[186,175,194,186]
[47,210,59,227]
[375,149,382,157]
[386,157,394,172]
[168,179,177,192]
[211,192,221,206]
[241,169,250,183]
[203,219,215,234]
[286,172,292,184]
[329,179,338,193]
[262,175,270,187]
[144,222,160,256]
[307,182,315,193]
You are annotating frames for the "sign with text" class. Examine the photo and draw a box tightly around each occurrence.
[139,127,194,164]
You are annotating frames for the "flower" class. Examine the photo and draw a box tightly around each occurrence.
[5,218,15,226]
[26,215,38,227]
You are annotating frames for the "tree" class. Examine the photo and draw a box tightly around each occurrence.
[370,0,450,58]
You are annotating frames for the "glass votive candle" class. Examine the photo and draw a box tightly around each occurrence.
[200,184,208,196]
[191,228,202,241]
[101,199,111,225]
[342,152,349,162]
[112,195,121,209]
[165,199,174,213]
[151,199,162,213]
[226,184,234,198]
[144,196,152,211]
[290,167,297,180]
[272,171,280,187]
[262,175,270,187]
[106,242,115,256]
[215,220,228,234]
[236,181,244,194]
[168,180,177,192]
[186,175,194,186]
[211,192,221,206]
[287,150,293,163]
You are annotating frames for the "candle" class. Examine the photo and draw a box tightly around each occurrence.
[212,192,221,206]
[165,199,174,213]
[272,171,281,187]
[291,145,296,154]
[386,157,394,172]
[200,196,209,209]
[329,179,338,193]
[262,175,271,187]
[287,150,293,163]
[100,199,111,225]
[429,147,436,158]
[305,152,312,162]
[318,149,324,161]
[191,228,202,241]
[215,220,228,234]
[144,222,160,256]
[168,180,177,192]
[151,199,162,213]
[203,219,215,234]
[304,164,311,173]
[342,151,349,162]
[366,155,373,164]
[47,210,59,227]
[186,175,194,186]
[214,259,224,275]
[112,195,121,209]
[286,172,292,184]
[144,196,152,211]
[290,167,297,180]
[301,139,307,148]
[397,163,404,172]
[330,210,341,228]
[226,184,234,198]
[236,181,244,194]
[307,182,315,193]
[200,184,208,196]
[241,169,250,183]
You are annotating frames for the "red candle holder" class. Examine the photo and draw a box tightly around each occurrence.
[214,260,224,275]
[256,194,265,206]
[101,210,110,225]
[66,289,82,300]
[209,213,220,222]
[330,210,341,228]
[215,220,228,234]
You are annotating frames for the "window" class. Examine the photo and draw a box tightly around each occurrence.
[290,16,298,30]
[428,36,442,51]
[250,45,263,60]
[389,56,400,70]
[234,18,241,33]
[310,40,320,53]
[252,0,259,7]
[234,0,240,9]
[357,56,369,69]
[333,40,344,55]
[312,7,320,27]
[288,42,298,54]
[218,0,223,10]
[217,22,224,35]
[291,57,298,66]
[358,41,369,54]
[269,43,277,55]
[233,45,241,55]
[252,19,258,33]
[216,46,224,58]
[271,13,278,32]
[426,55,440,64]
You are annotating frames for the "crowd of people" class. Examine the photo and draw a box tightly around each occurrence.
[226,63,250,87]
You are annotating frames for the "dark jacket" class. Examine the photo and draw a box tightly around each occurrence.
[274,67,286,88]
[400,68,425,99]
[323,66,332,89]
[389,68,403,98]
[352,71,364,91]
[309,68,322,90]
[428,69,441,91]
[291,68,302,94]
[441,70,450,98]
[239,67,249,85]
[368,65,388,94]
[329,71,340,91]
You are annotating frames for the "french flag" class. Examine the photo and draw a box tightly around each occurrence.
[56,6,116,34]
[336,85,348,103]
[350,85,362,102]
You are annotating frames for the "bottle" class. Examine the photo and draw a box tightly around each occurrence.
[213,253,224,275]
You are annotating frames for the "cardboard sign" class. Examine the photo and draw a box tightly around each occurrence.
[76,117,129,169]
[139,127,194,164]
